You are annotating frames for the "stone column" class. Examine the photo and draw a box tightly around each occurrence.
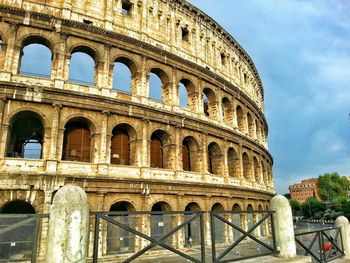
[45,186,89,263]
[335,216,350,259]
[270,195,296,258]
[53,33,67,89]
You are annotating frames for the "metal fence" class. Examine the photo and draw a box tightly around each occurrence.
[91,211,206,263]
[295,227,344,263]
[0,214,48,262]
[210,210,276,263]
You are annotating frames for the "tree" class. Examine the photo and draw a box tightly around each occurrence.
[318,172,350,201]
[284,193,291,199]
[289,200,301,215]
[301,197,325,218]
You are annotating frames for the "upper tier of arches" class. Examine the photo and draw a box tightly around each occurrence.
[0,30,269,147]
[0,0,264,110]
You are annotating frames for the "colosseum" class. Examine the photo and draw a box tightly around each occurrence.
[0,0,274,261]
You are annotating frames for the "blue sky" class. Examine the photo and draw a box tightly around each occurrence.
[187,0,350,193]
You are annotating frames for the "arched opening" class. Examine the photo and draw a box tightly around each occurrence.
[247,204,254,231]
[184,202,201,247]
[257,205,266,236]
[107,201,135,254]
[150,130,171,169]
[0,200,35,214]
[6,111,44,159]
[112,57,136,93]
[222,98,233,125]
[236,106,245,132]
[149,68,169,103]
[261,161,268,185]
[182,136,200,172]
[0,200,36,260]
[62,118,92,162]
[203,88,216,118]
[207,142,222,175]
[232,204,242,241]
[227,148,239,178]
[19,36,52,78]
[110,124,136,165]
[212,203,225,243]
[151,202,172,248]
[255,120,259,140]
[68,46,96,86]
[253,157,260,182]
[242,153,250,180]
[247,113,254,136]
[179,78,195,110]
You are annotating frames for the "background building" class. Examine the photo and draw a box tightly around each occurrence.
[289,178,320,204]
[0,0,274,258]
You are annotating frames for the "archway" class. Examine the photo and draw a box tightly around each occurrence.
[151,202,172,248]
[106,201,135,254]
[232,204,242,241]
[184,202,201,247]
[212,203,225,244]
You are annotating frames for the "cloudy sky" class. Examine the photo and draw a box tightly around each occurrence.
[187,0,350,193]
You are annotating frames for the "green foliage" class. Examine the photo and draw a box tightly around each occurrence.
[289,200,300,210]
[318,172,350,201]
[301,197,325,218]
[284,193,291,199]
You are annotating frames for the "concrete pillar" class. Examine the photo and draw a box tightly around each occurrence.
[335,216,350,259]
[270,194,296,258]
[45,186,89,263]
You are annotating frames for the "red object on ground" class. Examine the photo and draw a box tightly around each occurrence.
[322,242,332,252]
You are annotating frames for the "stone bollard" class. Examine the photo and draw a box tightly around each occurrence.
[335,216,350,259]
[45,186,89,263]
[270,194,296,258]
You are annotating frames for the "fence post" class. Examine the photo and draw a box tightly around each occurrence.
[335,216,350,259]
[45,186,89,263]
[270,194,296,258]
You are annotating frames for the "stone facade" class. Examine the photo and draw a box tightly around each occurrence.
[0,0,274,258]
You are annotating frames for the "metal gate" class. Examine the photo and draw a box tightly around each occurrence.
[92,211,206,263]
[0,214,48,262]
[210,210,276,263]
[295,226,344,262]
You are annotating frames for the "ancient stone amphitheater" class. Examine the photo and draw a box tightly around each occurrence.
[0,0,274,259]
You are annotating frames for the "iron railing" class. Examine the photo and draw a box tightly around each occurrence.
[295,227,344,263]
[210,210,276,263]
[91,211,206,263]
[0,214,48,262]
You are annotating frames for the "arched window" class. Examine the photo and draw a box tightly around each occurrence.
[6,111,44,159]
[182,139,191,171]
[0,200,35,214]
[227,148,239,178]
[111,126,130,165]
[261,161,268,185]
[247,204,254,230]
[179,78,195,110]
[68,47,96,85]
[236,106,244,132]
[112,57,136,93]
[242,152,250,180]
[62,118,91,162]
[149,68,169,103]
[150,133,163,168]
[151,202,172,247]
[255,120,259,139]
[150,130,171,169]
[247,113,254,136]
[182,136,200,172]
[19,37,52,78]
[253,157,260,182]
[107,201,135,254]
[211,203,225,243]
[207,142,222,175]
[203,88,216,118]
[222,97,233,125]
[232,204,242,241]
[184,202,201,247]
